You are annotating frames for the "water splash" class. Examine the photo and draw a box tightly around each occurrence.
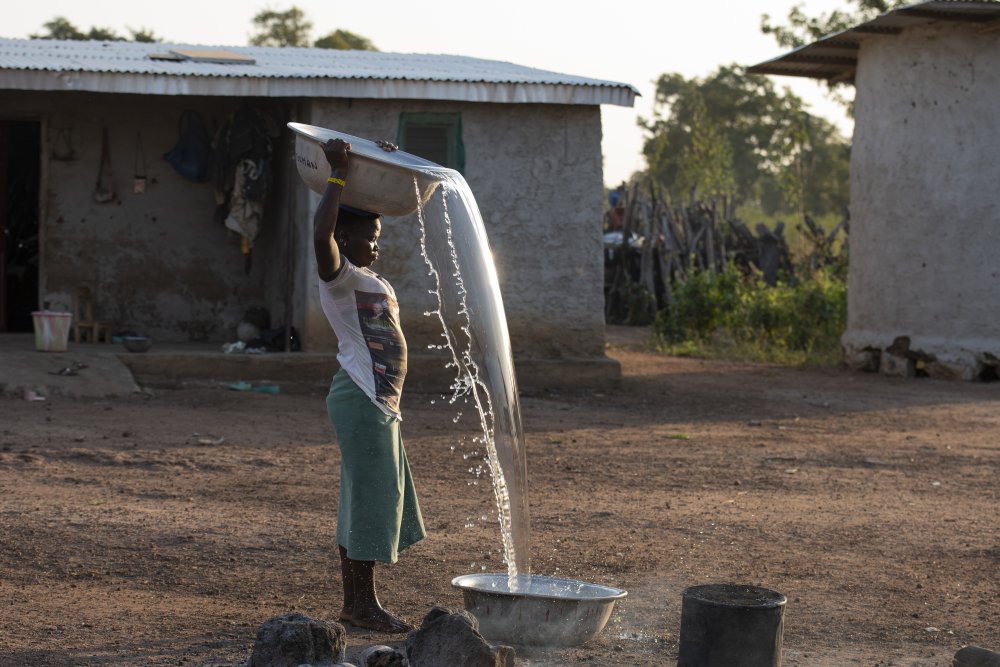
[413,173,530,589]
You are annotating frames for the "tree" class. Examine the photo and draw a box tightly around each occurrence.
[314,29,377,51]
[128,27,161,43]
[31,17,87,40]
[677,99,736,201]
[30,16,160,42]
[640,65,850,219]
[85,26,125,41]
[642,66,797,202]
[767,111,849,221]
[248,6,378,51]
[760,0,910,50]
[249,7,313,47]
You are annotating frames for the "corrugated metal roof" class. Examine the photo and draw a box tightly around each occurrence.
[0,38,637,107]
[748,0,1000,83]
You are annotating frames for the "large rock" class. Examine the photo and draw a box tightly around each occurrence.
[844,347,879,373]
[954,646,1000,667]
[246,612,346,667]
[406,607,513,667]
[879,350,915,377]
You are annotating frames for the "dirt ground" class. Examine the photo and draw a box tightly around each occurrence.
[1,326,997,666]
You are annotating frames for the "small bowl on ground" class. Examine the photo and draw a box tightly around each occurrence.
[452,573,627,647]
[122,336,152,353]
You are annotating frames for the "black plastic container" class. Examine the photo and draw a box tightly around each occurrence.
[677,583,786,667]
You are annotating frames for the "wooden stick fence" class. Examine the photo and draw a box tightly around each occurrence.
[604,183,847,324]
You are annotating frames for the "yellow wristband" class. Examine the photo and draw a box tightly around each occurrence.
[328,177,346,187]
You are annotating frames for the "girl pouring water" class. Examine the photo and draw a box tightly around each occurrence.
[314,137,425,633]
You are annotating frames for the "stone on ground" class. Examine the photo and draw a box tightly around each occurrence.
[405,607,514,667]
[360,644,408,666]
[954,647,1000,667]
[246,612,346,667]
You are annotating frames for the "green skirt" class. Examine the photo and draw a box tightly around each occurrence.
[326,370,425,563]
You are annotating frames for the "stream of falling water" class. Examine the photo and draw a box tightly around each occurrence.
[413,173,530,591]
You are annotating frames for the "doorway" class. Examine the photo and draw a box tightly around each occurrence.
[0,120,41,332]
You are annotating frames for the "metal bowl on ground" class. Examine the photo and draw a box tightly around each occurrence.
[122,336,152,353]
[452,573,627,647]
[287,122,447,217]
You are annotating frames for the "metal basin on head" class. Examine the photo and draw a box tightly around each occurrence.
[452,573,627,647]
[287,122,446,218]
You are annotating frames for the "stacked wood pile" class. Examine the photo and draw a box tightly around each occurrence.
[603,182,848,324]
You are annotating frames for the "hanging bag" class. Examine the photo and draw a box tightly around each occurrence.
[93,127,115,203]
[163,110,211,182]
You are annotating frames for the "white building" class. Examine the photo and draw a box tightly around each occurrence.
[0,38,636,386]
[751,0,1000,380]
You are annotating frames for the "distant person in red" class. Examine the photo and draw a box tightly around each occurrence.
[313,137,425,633]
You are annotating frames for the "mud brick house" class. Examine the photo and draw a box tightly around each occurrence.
[750,0,1000,380]
[0,38,636,383]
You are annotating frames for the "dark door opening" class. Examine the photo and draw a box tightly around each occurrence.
[0,120,41,332]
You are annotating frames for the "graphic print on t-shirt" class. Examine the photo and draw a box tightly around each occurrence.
[354,289,407,413]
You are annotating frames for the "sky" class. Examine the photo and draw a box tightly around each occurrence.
[3,0,856,186]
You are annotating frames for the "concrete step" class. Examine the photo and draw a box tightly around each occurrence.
[120,350,620,393]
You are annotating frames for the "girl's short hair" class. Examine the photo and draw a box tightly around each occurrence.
[337,205,380,237]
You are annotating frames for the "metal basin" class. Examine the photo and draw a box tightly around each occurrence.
[122,336,152,353]
[287,122,447,217]
[452,573,627,647]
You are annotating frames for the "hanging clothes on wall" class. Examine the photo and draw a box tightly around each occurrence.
[224,159,264,255]
[211,105,276,271]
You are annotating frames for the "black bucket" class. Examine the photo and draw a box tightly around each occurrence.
[677,583,786,667]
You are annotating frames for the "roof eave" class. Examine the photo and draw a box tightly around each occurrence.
[0,69,637,107]
[747,0,1000,82]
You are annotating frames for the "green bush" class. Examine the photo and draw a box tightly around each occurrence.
[653,263,846,365]
[622,279,657,326]
[607,277,657,326]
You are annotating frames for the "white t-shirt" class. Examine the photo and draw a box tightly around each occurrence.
[319,259,407,419]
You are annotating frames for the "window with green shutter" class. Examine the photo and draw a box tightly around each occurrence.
[396,112,465,173]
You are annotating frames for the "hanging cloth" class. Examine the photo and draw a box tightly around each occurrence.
[93,127,115,203]
[133,132,147,194]
[224,159,264,274]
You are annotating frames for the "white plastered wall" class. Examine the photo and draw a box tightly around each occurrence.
[298,98,607,360]
[844,22,1000,379]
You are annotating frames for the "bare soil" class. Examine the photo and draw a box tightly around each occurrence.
[1,327,997,666]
